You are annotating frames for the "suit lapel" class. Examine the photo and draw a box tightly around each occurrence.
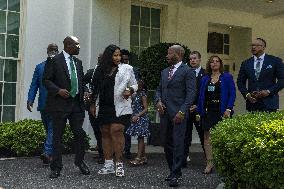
[259,54,269,79]
[59,52,70,80]
[163,67,170,85]
[247,57,257,81]
[168,63,184,85]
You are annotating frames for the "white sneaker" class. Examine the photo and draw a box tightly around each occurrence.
[98,163,115,175]
[115,162,125,177]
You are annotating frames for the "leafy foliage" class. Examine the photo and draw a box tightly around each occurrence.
[132,42,190,90]
[0,119,90,156]
[211,111,284,189]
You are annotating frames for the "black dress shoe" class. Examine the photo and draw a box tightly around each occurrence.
[49,170,60,178]
[165,174,173,181]
[76,161,90,175]
[169,178,179,187]
[181,161,187,168]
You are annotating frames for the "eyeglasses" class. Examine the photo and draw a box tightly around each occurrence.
[251,44,263,47]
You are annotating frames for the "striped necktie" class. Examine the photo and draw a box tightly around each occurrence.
[168,65,175,80]
[255,57,261,80]
[69,56,78,97]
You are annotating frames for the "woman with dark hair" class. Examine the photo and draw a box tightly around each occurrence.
[197,55,236,174]
[90,44,138,177]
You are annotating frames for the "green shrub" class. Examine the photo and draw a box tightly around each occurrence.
[132,42,190,90]
[0,119,90,156]
[211,111,284,189]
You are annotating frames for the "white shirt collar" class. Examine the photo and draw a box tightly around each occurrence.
[62,50,71,60]
[253,53,265,62]
[194,66,201,75]
[173,61,182,68]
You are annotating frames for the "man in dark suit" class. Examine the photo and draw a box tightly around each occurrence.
[155,45,196,187]
[84,53,104,164]
[237,38,284,112]
[43,36,90,178]
[183,51,205,168]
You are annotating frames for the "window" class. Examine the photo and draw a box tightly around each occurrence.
[0,0,20,122]
[130,5,161,57]
[207,32,230,55]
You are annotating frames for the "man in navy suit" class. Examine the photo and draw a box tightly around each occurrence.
[27,43,58,164]
[155,45,196,187]
[183,51,205,168]
[237,37,284,112]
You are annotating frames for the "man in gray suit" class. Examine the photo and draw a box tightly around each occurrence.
[155,45,196,187]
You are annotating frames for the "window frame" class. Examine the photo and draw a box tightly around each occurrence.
[130,2,163,56]
[0,0,21,122]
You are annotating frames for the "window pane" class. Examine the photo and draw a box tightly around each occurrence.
[6,34,18,57]
[0,10,6,33]
[150,28,160,46]
[0,0,7,10]
[0,34,4,56]
[130,26,139,46]
[224,44,230,55]
[0,59,4,81]
[4,59,17,81]
[140,27,150,47]
[224,34,229,44]
[131,5,140,26]
[140,7,150,27]
[151,8,160,28]
[3,82,16,105]
[2,106,15,122]
[8,0,20,12]
[0,82,3,105]
[7,11,19,34]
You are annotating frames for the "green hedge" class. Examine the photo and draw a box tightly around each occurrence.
[211,111,284,189]
[0,119,90,157]
[132,42,190,90]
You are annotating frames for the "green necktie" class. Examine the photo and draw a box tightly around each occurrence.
[69,56,78,97]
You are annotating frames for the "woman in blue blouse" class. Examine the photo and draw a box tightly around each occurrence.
[197,55,236,174]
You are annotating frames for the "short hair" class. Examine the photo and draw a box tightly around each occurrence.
[205,55,224,75]
[256,37,266,47]
[190,51,201,59]
[121,49,130,56]
[170,45,184,58]
[63,36,78,48]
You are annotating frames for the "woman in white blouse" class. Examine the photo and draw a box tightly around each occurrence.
[90,44,137,177]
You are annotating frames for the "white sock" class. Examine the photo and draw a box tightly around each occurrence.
[105,159,114,166]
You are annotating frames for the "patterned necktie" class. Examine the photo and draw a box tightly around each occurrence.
[168,65,175,80]
[255,57,261,80]
[69,56,78,97]
[193,69,197,77]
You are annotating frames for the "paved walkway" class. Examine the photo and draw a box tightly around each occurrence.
[0,145,221,189]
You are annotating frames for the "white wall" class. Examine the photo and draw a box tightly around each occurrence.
[19,0,75,120]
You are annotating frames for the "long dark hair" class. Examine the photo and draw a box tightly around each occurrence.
[99,44,120,77]
[205,55,224,75]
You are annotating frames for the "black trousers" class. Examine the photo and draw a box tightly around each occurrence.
[49,97,86,171]
[124,116,131,153]
[160,113,187,177]
[184,112,204,160]
[247,102,277,112]
[88,112,103,155]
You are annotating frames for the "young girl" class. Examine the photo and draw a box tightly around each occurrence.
[126,80,150,165]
